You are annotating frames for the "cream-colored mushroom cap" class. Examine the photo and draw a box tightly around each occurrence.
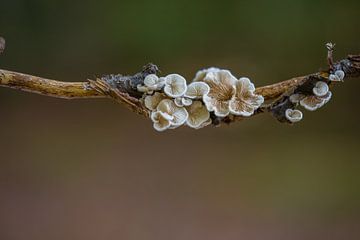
[300,91,332,111]
[144,92,167,111]
[229,77,264,117]
[174,97,183,107]
[289,93,306,103]
[329,70,345,82]
[181,97,192,106]
[194,118,212,129]
[174,97,192,107]
[185,82,210,99]
[157,99,189,126]
[137,84,152,94]
[285,109,303,123]
[150,111,172,132]
[144,74,165,90]
[202,70,237,117]
[186,101,210,129]
[193,67,221,82]
[164,74,187,98]
[313,81,329,97]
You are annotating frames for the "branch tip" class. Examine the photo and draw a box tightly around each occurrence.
[0,36,5,55]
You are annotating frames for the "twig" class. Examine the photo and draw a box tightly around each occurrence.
[326,42,335,70]
[0,69,102,99]
[0,37,5,55]
[0,42,359,129]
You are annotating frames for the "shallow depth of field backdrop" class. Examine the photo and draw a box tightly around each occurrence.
[1,0,360,239]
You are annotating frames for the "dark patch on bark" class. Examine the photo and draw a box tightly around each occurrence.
[334,55,360,78]
[294,75,323,96]
[270,97,295,123]
[101,63,160,98]
[210,113,223,126]
[269,74,327,123]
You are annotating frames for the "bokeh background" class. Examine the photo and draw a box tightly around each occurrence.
[1,0,360,239]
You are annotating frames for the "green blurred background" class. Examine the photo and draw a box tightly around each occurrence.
[0,0,360,239]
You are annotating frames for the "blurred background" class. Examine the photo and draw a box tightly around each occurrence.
[0,0,360,239]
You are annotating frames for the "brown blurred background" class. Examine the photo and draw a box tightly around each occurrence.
[1,0,360,239]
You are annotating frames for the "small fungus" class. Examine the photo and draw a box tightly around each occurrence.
[174,97,193,107]
[144,92,167,111]
[193,67,221,82]
[186,101,210,129]
[137,74,165,94]
[155,99,188,129]
[185,82,210,99]
[289,93,305,104]
[202,69,237,117]
[164,74,188,98]
[194,118,212,129]
[150,111,173,132]
[300,92,332,111]
[312,81,329,97]
[144,74,165,90]
[329,70,345,82]
[285,109,303,123]
[228,77,264,117]
[201,69,263,117]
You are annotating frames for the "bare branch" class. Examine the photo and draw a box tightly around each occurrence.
[0,69,103,99]
[0,44,359,130]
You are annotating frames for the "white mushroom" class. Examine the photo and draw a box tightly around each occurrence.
[174,97,193,107]
[182,97,193,106]
[289,93,306,104]
[137,74,165,94]
[329,70,345,82]
[313,81,329,97]
[137,84,153,94]
[201,70,263,117]
[185,82,210,99]
[194,118,212,129]
[285,109,303,123]
[186,101,210,129]
[300,91,332,111]
[228,77,264,117]
[156,99,188,127]
[193,67,221,82]
[144,92,167,111]
[144,74,165,90]
[202,70,237,117]
[174,97,183,107]
[150,111,172,132]
[164,74,187,98]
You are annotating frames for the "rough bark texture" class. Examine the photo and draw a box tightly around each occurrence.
[0,69,102,99]
[101,63,160,98]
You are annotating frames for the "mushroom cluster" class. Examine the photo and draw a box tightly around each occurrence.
[194,68,264,117]
[140,74,211,131]
[139,68,264,131]
[284,70,345,124]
